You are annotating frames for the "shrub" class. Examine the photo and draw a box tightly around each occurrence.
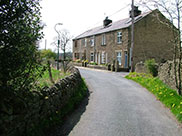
[89,62,98,65]
[75,59,81,63]
[145,59,158,77]
[84,60,88,63]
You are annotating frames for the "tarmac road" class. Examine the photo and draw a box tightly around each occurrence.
[49,67,182,136]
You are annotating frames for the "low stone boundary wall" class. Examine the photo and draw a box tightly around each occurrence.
[1,67,85,136]
[135,60,181,91]
[158,61,177,90]
[73,62,129,72]
[135,61,148,73]
[87,64,107,70]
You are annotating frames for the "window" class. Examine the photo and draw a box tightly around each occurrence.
[90,53,94,62]
[90,36,95,46]
[85,38,87,47]
[101,34,106,45]
[117,52,122,65]
[117,32,122,44]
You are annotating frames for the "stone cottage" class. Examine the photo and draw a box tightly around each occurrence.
[72,7,175,70]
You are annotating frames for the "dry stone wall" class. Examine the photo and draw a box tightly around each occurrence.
[135,60,181,91]
[158,61,178,90]
[0,67,85,136]
[135,61,148,73]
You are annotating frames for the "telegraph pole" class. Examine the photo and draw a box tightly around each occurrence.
[130,0,134,72]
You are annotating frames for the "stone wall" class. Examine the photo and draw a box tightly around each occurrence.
[135,60,181,91]
[158,61,177,90]
[135,61,148,73]
[0,67,86,136]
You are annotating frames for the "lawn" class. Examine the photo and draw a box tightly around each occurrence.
[126,72,182,122]
[38,68,70,88]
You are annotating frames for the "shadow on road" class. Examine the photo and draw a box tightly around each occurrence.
[47,89,90,136]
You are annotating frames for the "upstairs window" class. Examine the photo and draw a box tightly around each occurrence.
[117,32,122,44]
[101,34,106,45]
[90,36,95,46]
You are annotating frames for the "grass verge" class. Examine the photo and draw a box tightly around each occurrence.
[126,72,182,123]
[38,68,70,87]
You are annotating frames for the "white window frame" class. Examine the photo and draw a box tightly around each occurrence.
[90,36,95,47]
[90,52,94,62]
[117,32,122,44]
[101,34,106,45]
[116,52,122,65]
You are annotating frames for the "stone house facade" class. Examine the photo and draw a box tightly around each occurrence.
[73,8,175,70]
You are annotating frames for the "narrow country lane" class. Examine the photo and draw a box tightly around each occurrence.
[50,67,182,136]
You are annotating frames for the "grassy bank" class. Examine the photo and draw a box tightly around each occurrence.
[38,68,70,87]
[126,72,182,122]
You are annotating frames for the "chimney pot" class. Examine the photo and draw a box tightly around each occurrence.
[103,17,112,27]
[130,6,142,18]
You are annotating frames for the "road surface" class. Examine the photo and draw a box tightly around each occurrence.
[49,67,182,136]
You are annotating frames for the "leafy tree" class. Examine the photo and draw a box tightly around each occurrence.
[40,49,56,60]
[0,0,44,116]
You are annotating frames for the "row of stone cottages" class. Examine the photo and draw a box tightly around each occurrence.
[72,6,175,71]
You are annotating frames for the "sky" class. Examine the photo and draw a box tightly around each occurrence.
[39,0,144,52]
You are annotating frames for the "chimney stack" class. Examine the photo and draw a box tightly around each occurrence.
[129,6,141,18]
[103,17,112,27]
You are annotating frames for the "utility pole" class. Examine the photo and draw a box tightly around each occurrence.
[130,0,134,72]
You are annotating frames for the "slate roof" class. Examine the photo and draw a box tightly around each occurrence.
[74,10,153,40]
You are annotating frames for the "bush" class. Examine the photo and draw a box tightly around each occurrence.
[89,62,98,65]
[145,59,158,77]
[75,59,81,63]
[84,60,88,63]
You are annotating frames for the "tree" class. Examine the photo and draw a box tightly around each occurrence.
[139,0,182,95]
[52,29,72,73]
[40,49,56,60]
[0,0,44,114]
